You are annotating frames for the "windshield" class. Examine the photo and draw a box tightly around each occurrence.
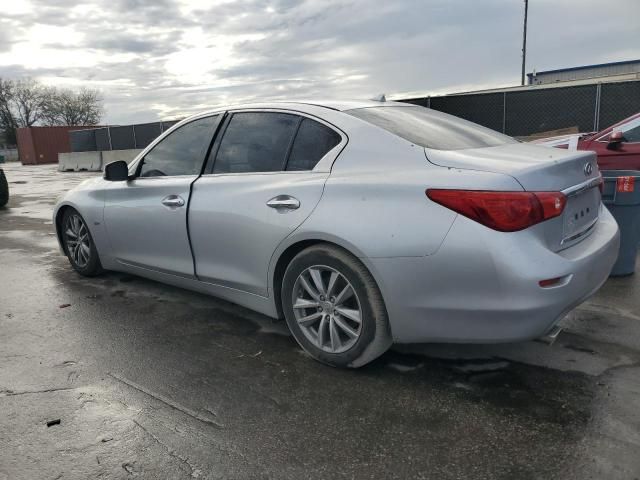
[346,106,517,150]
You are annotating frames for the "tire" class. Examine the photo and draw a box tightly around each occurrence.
[0,169,8,208]
[282,243,392,368]
[61,208,103,276]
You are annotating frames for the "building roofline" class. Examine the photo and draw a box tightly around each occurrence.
[393,74,640,101]
[527,59,640,79]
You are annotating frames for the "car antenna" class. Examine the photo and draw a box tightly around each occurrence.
[371,93,386,102]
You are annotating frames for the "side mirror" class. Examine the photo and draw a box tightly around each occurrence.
[607,131,626,150]
[104,160,129,181]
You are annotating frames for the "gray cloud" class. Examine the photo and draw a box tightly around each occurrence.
[90,38,163,54]
[111,0,196,27]
[87,31,182,54]
[0,0,638,125]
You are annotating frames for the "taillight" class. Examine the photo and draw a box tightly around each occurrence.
[426,189,567,232]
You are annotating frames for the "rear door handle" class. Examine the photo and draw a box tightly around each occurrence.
[266,195,300,210]
[161,195,185,208]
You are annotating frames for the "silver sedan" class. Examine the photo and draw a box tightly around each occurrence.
[54,100,620,367]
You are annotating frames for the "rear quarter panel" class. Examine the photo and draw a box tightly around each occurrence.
[290,125,523,259]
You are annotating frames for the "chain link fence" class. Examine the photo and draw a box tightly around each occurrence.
[70,120,181,152]
[401,80,640,138]
[70,81,640,149]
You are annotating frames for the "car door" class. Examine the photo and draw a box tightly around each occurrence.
[189,110,344,296]
[103,114,222,277]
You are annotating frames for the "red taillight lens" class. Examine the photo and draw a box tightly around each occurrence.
[426,189,567,232]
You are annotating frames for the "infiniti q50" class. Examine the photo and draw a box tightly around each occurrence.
[54,100,620,367]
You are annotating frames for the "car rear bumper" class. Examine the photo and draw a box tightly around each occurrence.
[369,204,620,344]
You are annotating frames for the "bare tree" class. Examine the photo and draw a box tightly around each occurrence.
[0,78,104,144]
[13,78,47,127]
[0,79,18,144]
[42,88,104,126]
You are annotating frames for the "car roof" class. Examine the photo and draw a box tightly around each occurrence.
[281,99,414,111]
[195,99,414,116]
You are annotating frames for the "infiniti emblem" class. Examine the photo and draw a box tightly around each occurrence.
[584,163,593,176]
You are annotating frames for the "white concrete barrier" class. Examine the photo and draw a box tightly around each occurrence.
[58,149,142,172]
[58,152,102,172]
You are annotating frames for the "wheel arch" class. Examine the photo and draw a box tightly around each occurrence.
[54,204,75,256]
[269,233,388,322]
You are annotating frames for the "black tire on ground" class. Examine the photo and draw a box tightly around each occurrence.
[61,208,104,277]
[0,169,8,207]
[282,243,392,368]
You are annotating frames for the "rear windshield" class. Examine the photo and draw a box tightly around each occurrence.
[346,106,517,150]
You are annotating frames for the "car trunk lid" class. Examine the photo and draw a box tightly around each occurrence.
[425,143,602,251]
[425,143,599,191]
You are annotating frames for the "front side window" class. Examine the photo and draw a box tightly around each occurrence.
[139,115,219,177]
[286,118,342,171]
[213,112,299,173]
[347,106,517,150]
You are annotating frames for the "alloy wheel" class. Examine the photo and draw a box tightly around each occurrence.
[291,265,363,354]
[65,214,91,269]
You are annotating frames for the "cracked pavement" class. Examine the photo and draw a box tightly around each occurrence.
[1,163,639,479]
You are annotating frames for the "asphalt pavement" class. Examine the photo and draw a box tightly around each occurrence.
[1,163,639,480]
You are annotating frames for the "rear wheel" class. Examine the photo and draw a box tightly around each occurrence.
[62,209,103,276]
[282,244,392,368]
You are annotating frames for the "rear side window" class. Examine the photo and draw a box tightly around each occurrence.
[286,119,342,171]
[346,106,517,150]
[139,115,220,177]
[213,112,299,173]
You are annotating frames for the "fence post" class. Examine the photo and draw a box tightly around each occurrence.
[594,83,602,132]
[502,92,507,134]
[107,127,113,151]
[427,97,431,109]
[132,125,137,149]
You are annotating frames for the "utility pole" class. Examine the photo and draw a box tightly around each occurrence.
[521,0,529,85]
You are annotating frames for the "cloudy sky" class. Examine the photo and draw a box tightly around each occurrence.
[1,0,638,124]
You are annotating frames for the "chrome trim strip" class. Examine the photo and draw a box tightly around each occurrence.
[561,177,603,198]
[560,217,598,245]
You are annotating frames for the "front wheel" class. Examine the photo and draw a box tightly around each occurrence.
[62,209,103,276]
[282,244,392,368]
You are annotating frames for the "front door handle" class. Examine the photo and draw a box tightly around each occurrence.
[161,195,185,208]
[266,195,300,210]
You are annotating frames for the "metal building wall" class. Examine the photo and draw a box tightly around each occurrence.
[531,61,640,85]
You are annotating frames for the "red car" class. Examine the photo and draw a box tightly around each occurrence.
[534,112,640,170]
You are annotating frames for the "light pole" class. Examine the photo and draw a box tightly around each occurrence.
[521,0,529,85]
